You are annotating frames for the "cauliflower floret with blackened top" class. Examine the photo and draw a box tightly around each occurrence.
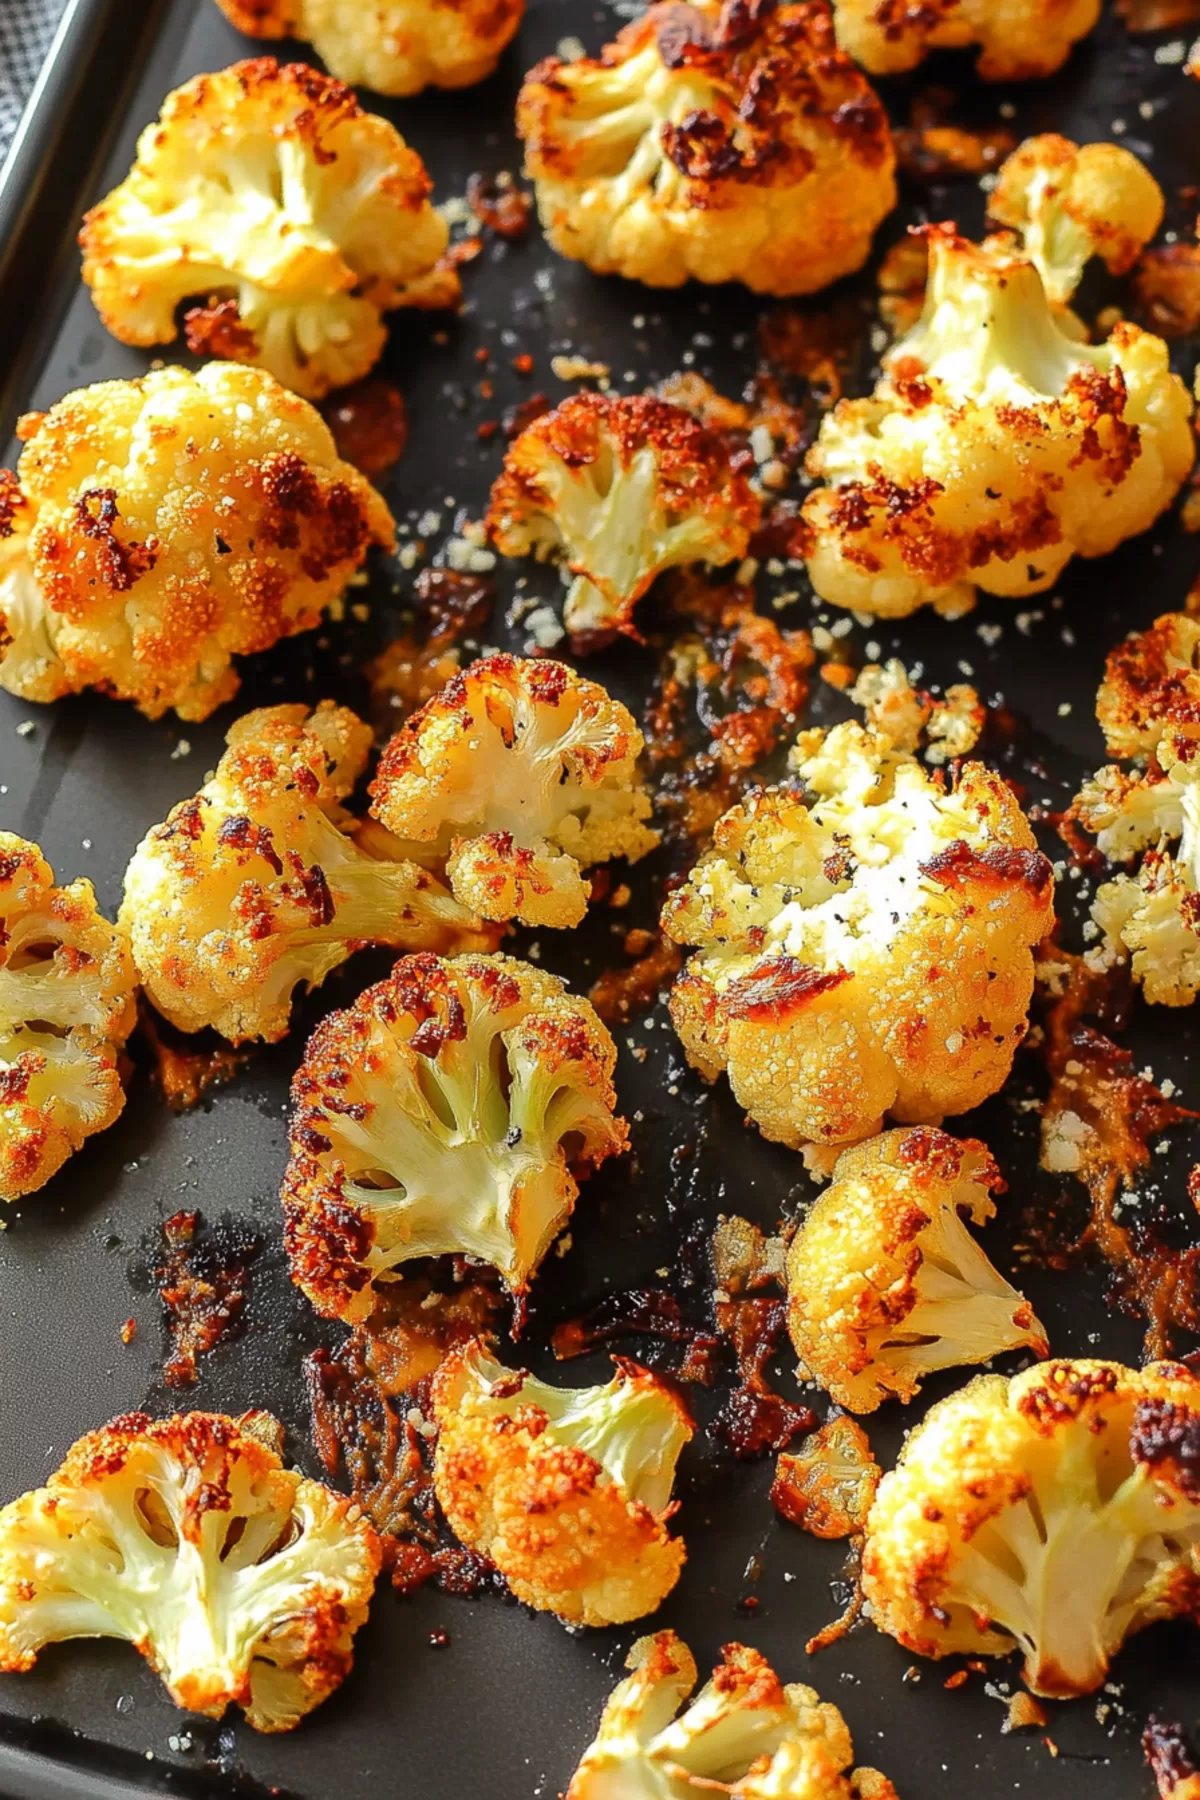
[566,1630,899,1799]
[370,655,660,927]
[517,0,896,298]
[487,393,760,638]
[787,1128,1047,1414]
[0,834,137,1203]
[121,702,496,1045]
[862,1358,1200,1697]
[0,1411,381,1730]
[0,365,393,722]
[283,952,627,1320]
[213,0,523,96]
[80,59,450,399]
[661,721,1055,1149]
[431,1339,691,1627]
[832,0,1100,80]
[802,227,1194,620]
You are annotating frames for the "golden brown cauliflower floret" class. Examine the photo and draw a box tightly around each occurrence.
[283,951,628,1320]
[1096,611,1200,762]
[121,702,496,1045]
[370,655,659,928]
[850,657,984,765]
[661,721,1055,1150]
[786,1127,1048,1413]
[517,0,896,298]
[862,1358,1200,1697]
[213,0,523,95]
[0,365,393,722]
[832,0,1100,80]
[0,833,137,1203]
[802,226,1194,620]
[80,59,450,399]
[0,1410,381,1731]
[431,1339,691,1628]
[487,393,760,638]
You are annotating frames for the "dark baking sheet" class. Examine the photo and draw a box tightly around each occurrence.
[3,1,1200,1795]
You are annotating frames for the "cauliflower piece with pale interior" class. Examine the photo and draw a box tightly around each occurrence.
[661,721,1055,1149]
[369,655,660,927]
[802,226,1194,620]
[831,0,1100,80]
[862,1357,1200,1697]
[0,1410,381,1730]
[121,702,496,1045]
[80,59,450,399]
[786,1127,1048,1413]
[850,658,984,765]
[431,1339,691,1627]
[1096,611,1200,762]
[212,0,523,96]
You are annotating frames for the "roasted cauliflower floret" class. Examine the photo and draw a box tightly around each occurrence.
[0,1411,381,1730]
[850,658,984,765]
[0,366,392,722]
[487,393,760,638]
[0,833,137,1203]
[517,0,896,298]
[862,1358,1200,1697]
[121,702,495,1045]
[786,1127,1048,1413]
[1096,611,1200,762]
[370,655,660,927]
[566,1630,899,1799]
[802,227,1194,620]
[283,952,627,1319]
[213,0,523,96]
[80,59,450,399]
[661,721,1055,1149]
[832,0,1100,80]
[431,1339,691,1627]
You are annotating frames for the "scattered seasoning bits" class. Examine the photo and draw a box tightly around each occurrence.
[429,1627,450,1648]
[15,721,35,737]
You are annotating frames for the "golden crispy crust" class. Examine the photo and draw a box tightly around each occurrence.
[1096,613,1200,761]
[214,0,523,95]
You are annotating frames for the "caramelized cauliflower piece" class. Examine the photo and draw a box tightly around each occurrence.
[431,1339,691,1627]
[832,0,1100,80]
[213,0,523,95]
[0,834,137,1203]
[661,721,1055,1149]
[487,393,760,637]
[517,0,896,298]
[802,227,1194,620]
[1096,611,1200,762]
[862,1358,1200,1697]
[786,1127,1048,1413]
[0,365,392,721]
[370,655,659,927]
[121,702,495,1044]
[850,658,984,764]
[0,1411,381,1731]
[80,59,450,399]
[283,952,627,1319]
[566,1630,899,1799]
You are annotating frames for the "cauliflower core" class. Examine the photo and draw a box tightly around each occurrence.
[121,702,495,1045]
[80,59,450,399]
[0,367,392,722]
[516,0,896,297]
[431,1339,691,1627]
[832,0,1100,80]
[370,655,660,927]
[283,952,628,1319]
[0,834,137,1203]
[661,721,1055,1149]
[802,227,1194,620]
[862,1358,1200,1697]
[213,0,523,96]
[787,1127,1048,1413]
[0,1411,381,1730]
[566,1630,899,1799]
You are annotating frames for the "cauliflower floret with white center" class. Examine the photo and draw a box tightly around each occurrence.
[862,1358,1200,1697]
[566,1630,899,1799]
[0,366,393,722]
[1096,611,1200,762]
[282,952,628,1319]
[0,833,137,1203]
[80,59,450,399]
[0,1411,381,1730]
[517,1,896,298]
[431,1339,691,1627]
[832,0,1100,80]
[121,702,496,1045]
[850,658,984,765]
[802,227,1194,620]
[786,1127,1048,1413]
[369,655,660,928]
[213,0,523,96]
[487,393,760,639]
[660,721,1055,1149]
